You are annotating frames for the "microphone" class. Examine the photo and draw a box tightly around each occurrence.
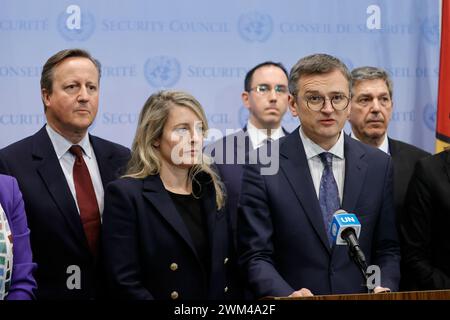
[330,209,361,245]
[329,210,368,283]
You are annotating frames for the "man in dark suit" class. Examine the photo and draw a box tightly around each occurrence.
[238,54,400,298]
[0,49,130,299]
[206,61,290,241]
[348,66,430,220]
[347,67,429,290]
[400,149,450,290]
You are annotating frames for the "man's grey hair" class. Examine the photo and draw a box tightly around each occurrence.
[351,66,393,98]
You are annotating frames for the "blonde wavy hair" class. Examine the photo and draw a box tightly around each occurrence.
[124,90,225,209]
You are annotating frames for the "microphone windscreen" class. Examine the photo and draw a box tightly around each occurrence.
[329,211,361,245]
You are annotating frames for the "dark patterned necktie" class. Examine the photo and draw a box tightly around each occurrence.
[69,145,100,257]
[318,152,341,246]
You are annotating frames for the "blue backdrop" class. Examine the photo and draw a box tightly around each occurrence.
[0,0,441,153]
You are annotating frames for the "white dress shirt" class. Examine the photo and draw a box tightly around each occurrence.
[350,130,390,155]
[46,124,105,218]
[299,127,345,204]
[247,120,285,150]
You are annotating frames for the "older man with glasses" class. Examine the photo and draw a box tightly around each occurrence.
[237,54,400,299]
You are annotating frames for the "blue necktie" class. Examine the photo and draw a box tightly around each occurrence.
[318,152,341,246]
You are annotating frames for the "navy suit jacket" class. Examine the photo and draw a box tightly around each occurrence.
[0,126,130,299]
[102,173,239,300]
[238,128,400,298]
[388,138,430,221]
[206,127,289,244]
[400,150,450,290]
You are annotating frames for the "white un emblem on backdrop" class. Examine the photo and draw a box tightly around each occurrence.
[144,56,181,88]
[421,16,439,46]
[238,12,273,42]
[57,5,95,41]
[423,103,437,131]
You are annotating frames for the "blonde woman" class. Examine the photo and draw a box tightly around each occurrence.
[102,91,238,300]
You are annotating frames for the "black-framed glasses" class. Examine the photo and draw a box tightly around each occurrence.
[301,94,350,111]
[249,84,288,95]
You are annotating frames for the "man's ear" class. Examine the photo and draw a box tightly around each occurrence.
[288,94,299,117]
[242,91,250,110]
[346,101,352,120]
[42,88,51,107]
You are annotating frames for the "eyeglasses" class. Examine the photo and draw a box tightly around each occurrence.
[249,84,288,95]
[300,94,350,111]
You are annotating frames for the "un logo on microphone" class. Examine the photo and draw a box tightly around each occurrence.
[331,223,338,238]
[238,12,273,43]
[57,5,95,41]
[422,102,436,131]
[144,56,181,88]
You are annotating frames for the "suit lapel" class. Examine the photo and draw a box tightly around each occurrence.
[142,175,199,257]
[32,127,88,248]
[280,131,331,253]
[388,138,398,156]
[201,185,219,254]
[341,136,368,212]
[90,135,116,188]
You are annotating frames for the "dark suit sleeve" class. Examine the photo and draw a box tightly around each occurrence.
[102,181,154,300]
[372,157,401,291]
[238,164,294,298]
[0,156,11,175]
[400,161,450,289]
[6,177,37,300]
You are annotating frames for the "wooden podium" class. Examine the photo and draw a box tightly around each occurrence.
[264,289,450,300]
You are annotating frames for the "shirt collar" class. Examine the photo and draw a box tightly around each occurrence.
[247,120,285,149]
[350,130,390,155]
[46,124,93,159]
[299,126,345,160]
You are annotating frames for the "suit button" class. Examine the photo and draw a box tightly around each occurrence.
[170,263,178,271]
[224,257,229,265]
[224,286,228,293]
[171,291,179,300]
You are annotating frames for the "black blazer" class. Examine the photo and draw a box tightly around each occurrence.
[0,126,130,299]
[400,150,450,290]
[389,138,430,220]
[102,172,239,300]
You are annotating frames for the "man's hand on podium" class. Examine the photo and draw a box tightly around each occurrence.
[288,288,314,297]
[373,286,391,293]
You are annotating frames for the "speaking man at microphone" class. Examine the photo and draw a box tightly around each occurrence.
[237,54,400,299]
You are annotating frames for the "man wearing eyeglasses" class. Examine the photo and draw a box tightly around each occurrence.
[348,66,429,290]
[207,61,290,247]
[241,61,290,149]
[238,54,400,298]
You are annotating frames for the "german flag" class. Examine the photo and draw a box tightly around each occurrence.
[436,0,450,152]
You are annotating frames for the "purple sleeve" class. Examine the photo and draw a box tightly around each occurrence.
[2,176,37,300]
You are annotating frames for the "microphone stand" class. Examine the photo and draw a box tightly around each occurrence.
[347,246,373,293]
[342,228,373,293]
